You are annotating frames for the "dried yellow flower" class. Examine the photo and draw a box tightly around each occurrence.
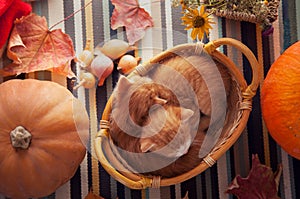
[181,5,215,41]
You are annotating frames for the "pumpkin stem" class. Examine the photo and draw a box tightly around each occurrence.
[10,126,32,149]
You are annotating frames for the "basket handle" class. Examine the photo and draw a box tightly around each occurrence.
[204,37,261,101]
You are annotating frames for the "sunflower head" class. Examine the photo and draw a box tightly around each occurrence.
[181,5,215,41]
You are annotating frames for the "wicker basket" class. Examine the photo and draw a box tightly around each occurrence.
[95,38,261,189]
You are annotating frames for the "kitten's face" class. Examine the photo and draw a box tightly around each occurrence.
[129,83,168,125]
[114,75,178,125]
[140,105,194,158]
[112,76,194,158]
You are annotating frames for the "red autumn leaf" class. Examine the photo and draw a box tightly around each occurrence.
[226,154,282,199]
[110,0,154,45]
[1,13,75,78]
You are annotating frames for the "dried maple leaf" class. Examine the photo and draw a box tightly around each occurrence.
[226,154,282,199]
[1,13,75,78]
[110,0,154,45]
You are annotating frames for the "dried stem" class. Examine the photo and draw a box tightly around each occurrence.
[73,79,86,90]
[10,126,32,149]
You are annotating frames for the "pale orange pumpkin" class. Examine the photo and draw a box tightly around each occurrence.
[0,79,89,199]
[261,41,300,160]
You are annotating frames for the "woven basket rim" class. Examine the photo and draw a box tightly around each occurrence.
[95,37,261,189]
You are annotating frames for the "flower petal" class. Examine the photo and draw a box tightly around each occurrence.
[197,30,204,40]
[184,24,193,30]
[202,13,208,18]
[191,8,198,16]
[199,5,205,16]
[181,15,192,21]
[191,28,198,40]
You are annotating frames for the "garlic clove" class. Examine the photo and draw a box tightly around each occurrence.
[90,53,114,86]
[94,39,137,60]
[77,50,94,69]
[77,39,94,69]
[97,66,114,86]
[73,72,96,90]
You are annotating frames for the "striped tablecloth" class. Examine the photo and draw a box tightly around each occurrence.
[0,0,300,198]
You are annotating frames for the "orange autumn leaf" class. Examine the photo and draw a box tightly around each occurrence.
[2,13,75,78]
[110,0,154,45]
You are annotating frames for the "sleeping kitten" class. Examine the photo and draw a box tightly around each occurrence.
[140,105,194,158]
[111,99,209,177]
[110,75,179,151]
[140,107,211,177]
[147,54,232,116]
[109,53,232,177]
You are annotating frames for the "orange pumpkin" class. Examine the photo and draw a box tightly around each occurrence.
[0,79,89,199]
[261,41,300,160]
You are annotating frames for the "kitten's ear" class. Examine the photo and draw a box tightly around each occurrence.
[154,96,167,105]
[117,75,133,91]
[140,139,156,153]
[181,108,194,122]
